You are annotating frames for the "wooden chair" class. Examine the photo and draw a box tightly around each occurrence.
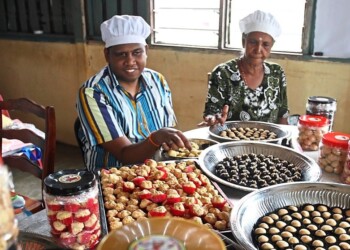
[0,94,10,117]
[0,98,56,214]
[74,117,85,160]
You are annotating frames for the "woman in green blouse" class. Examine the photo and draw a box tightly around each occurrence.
[199,10,289,127]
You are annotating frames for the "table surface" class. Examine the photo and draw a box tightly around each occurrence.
[17,125,342,244]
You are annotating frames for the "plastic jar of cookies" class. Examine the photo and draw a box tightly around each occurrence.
[318,132,350,174]
[0,160,19,250]
[43,169,101,249]
[297,115,329,151]
[340,140,350,184]
[306,96,337,132]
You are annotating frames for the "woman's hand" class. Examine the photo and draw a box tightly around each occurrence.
[197,105,229,127]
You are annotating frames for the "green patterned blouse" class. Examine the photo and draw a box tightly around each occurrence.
[203,58,289,124]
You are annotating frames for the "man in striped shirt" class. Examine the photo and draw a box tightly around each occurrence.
[76,15,191,171]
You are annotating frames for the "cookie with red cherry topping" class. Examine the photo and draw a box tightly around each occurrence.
[74,209,91,222]
[64,201,81,212]
[77,231,93,245]
[70,221,84,235]
[182,181,197,195]
[47,209,58,222]
[138,189,152,200]
[148,206,167,217]
[85,198,99,215]
[140,180,153,190]
[84,214,98,231]
[60,232,76,246]
[132,176,146,187]
[212,195,227,210]
[123,181,136,192]
[47,200,62,211]
[52,220,66,233]
[151,191,167,203]
[170,202,186,217]
[56,211,73,226]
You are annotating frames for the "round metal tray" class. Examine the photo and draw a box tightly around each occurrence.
[230,182,350,249]
[17,231,60,250]
[209,121,291,143]
[197,141,322,192]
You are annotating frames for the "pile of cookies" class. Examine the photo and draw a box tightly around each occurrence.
[100,160,231,231]
[252,203,350,249]
[219,127,277,141]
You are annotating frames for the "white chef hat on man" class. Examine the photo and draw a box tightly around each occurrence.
[100,15,151,48]
[239,10,281,41]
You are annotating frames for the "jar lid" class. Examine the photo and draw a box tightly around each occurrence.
[298,115,329,127]
[322,132,350,149]
[44,169,96,196]
[307,96,337,104]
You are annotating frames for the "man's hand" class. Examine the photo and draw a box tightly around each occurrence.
[151,128,192,151]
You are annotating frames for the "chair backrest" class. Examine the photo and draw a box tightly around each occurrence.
[0,98,56,192]
[0,94,10,117]
[74,117,85,160]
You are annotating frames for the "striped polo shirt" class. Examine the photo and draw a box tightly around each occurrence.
[76,66,176,171]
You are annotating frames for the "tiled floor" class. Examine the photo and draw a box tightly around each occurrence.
[10,142,85,200]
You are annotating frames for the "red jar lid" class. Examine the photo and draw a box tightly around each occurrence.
[322,132,350,149]
[298,115,329,127]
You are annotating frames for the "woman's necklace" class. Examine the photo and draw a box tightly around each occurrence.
[238,58,263,89]
[238,59,248,85]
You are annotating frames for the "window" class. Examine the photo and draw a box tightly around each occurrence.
[0,0,82,42]
[2,0,347,59]
[152,0,307,53]
[226,0,306,52]
[152,0,220,48]
[0,0,145,43]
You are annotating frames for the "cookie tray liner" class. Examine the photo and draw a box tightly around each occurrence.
[95,159,236,243]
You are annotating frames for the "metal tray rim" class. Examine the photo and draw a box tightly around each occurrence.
[158,138,219,160]
[96,159,235,239]
[197,141,322,192]
[230,182,350,249]
[209,121,291,143]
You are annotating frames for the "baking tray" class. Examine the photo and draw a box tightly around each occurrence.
[209,121,291,143]
[96,160,237,246]
[96,174,109,239]
[230,182,350,249]
[158,138,219,160]
[198,141,322,192]
[16,231,61,250]
[218,231,245,250]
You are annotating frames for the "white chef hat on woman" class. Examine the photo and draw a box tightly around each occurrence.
[100,15,151,48]
[239,10,281,41]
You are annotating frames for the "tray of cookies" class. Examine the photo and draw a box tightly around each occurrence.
[209,121,290,143]
[230,182,350,250]
[160,138,219,160]
[96,159,233,237]
[198,141,321,192]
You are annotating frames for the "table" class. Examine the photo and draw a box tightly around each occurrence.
[17,209,51,237]
[17,125,342,246]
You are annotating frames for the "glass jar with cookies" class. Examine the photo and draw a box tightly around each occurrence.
[43,169,101,249]
[0,158,19,250]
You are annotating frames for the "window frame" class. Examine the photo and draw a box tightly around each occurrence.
[0,0,349,62]
[0,0,84,43]
[149,0,350,63]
